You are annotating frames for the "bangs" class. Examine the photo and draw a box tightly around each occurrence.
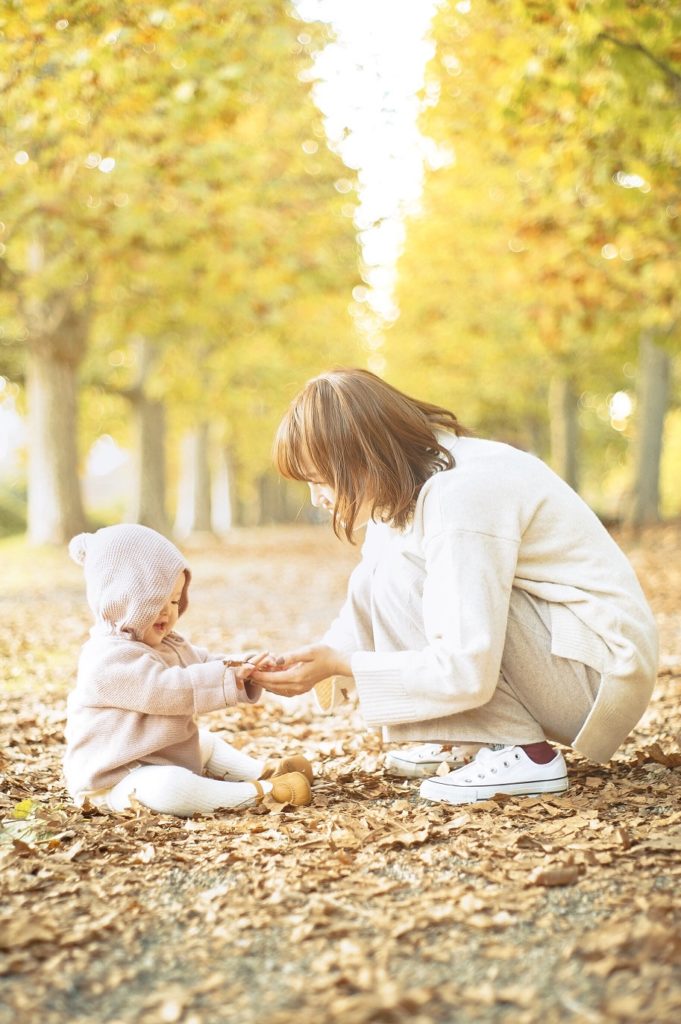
[273,395,336,485]
[273,368,467,542]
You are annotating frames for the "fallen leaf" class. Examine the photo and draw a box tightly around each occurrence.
[11,799,36,820]
[0,914,57,949]
[376,827,430,848]
[134,843,156,863]
[529,864,581,887]
[638,833,681,852]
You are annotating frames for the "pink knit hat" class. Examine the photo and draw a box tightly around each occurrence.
[69,524,191,640]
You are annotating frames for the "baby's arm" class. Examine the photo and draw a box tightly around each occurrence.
[79,644,261,716]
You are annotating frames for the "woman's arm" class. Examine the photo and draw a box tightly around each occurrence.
[321,558,376,660]
[350,525,519,726]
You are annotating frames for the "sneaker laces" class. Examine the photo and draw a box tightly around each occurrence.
[464,745,517,780]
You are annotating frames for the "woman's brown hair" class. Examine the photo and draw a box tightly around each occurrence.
[274,368,470,541]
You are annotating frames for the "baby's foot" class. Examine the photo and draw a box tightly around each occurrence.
[261,754,314,784]
[253,772,312,806]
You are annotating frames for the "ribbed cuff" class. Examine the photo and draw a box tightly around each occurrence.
[221,667,239,706]
[549,604,609,673]
[189,662,232,713]
[351,651,420,726]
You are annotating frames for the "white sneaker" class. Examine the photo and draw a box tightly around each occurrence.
[419,745,569,804]
[384,743,469,779]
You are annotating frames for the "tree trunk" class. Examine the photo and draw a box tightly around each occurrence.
[257,472,277,525]
[211,446,236,534]
[256,471,299,524]
[626,333,671,527]
[549,374,579,491]
[27,345,86,544]
[24,236,88,545]
[174,423,214,538]
[128,392,168,533]
[125,338,168,533]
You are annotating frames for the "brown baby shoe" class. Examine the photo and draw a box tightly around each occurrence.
[269,771,312,806]
[261,754,314,785]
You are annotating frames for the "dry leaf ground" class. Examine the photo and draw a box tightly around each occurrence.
[1,523,680,1024]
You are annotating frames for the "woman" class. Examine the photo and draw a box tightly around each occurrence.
[253,369,658,805]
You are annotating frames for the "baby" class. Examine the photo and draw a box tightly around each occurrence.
[64,524,312,817]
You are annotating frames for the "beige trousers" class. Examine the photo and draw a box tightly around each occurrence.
[381,588,601,748]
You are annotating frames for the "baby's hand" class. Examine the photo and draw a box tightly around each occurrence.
[228,652,283,689]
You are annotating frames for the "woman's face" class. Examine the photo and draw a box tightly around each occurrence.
[307,480,373,530]
[308,480,336,513]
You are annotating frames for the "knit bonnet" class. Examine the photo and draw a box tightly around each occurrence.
[69,524,191,640]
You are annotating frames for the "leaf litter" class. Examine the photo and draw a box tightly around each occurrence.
[0,523,680,1023]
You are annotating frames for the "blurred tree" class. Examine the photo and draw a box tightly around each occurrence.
[1,0,360,541]
[388,0,679,511]
[509,0,681,519]
[124,338,169,533]
[626,331,672,526]
[174,423,212,539]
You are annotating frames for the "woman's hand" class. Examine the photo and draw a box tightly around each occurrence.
[250,644,352,697]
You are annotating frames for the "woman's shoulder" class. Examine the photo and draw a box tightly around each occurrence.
[448,434,534,460]
[434,436,545,488]
[416,438,552,536]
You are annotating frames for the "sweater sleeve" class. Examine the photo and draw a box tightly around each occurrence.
[322,560,375,657]
[322,527,380,657]
[351,526,520,727]
[178,642,261,702]
[77,644,253,716]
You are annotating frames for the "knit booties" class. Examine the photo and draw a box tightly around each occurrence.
[258,771,312,806]
[261,754,314,785]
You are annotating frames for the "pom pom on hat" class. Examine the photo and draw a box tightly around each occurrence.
[68,533,90,566]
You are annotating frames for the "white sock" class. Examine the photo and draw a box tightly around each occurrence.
[199,730,265,781]
[106,764,272,817]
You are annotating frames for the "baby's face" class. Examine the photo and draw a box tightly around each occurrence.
[142,570,186,648]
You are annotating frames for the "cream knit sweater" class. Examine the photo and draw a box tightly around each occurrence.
[64,525,259,796]
[321,437,658,763]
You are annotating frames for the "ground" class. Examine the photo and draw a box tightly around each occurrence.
[1,523,680,1024]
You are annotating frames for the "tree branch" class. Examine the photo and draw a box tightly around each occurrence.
[598,31,681,94]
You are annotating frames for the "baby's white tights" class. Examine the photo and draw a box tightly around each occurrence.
[199,729,265,781]
[104,730,270,817]
[105,764,271,816]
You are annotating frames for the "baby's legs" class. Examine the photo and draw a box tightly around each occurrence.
[106,764,267,817]
[199,729,264,781]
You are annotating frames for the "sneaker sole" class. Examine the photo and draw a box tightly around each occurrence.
[385,757,459,779]
[419,776,569,804]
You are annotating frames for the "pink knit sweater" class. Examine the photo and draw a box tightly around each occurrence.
[64,633,259,795]
[64,525,260,796]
